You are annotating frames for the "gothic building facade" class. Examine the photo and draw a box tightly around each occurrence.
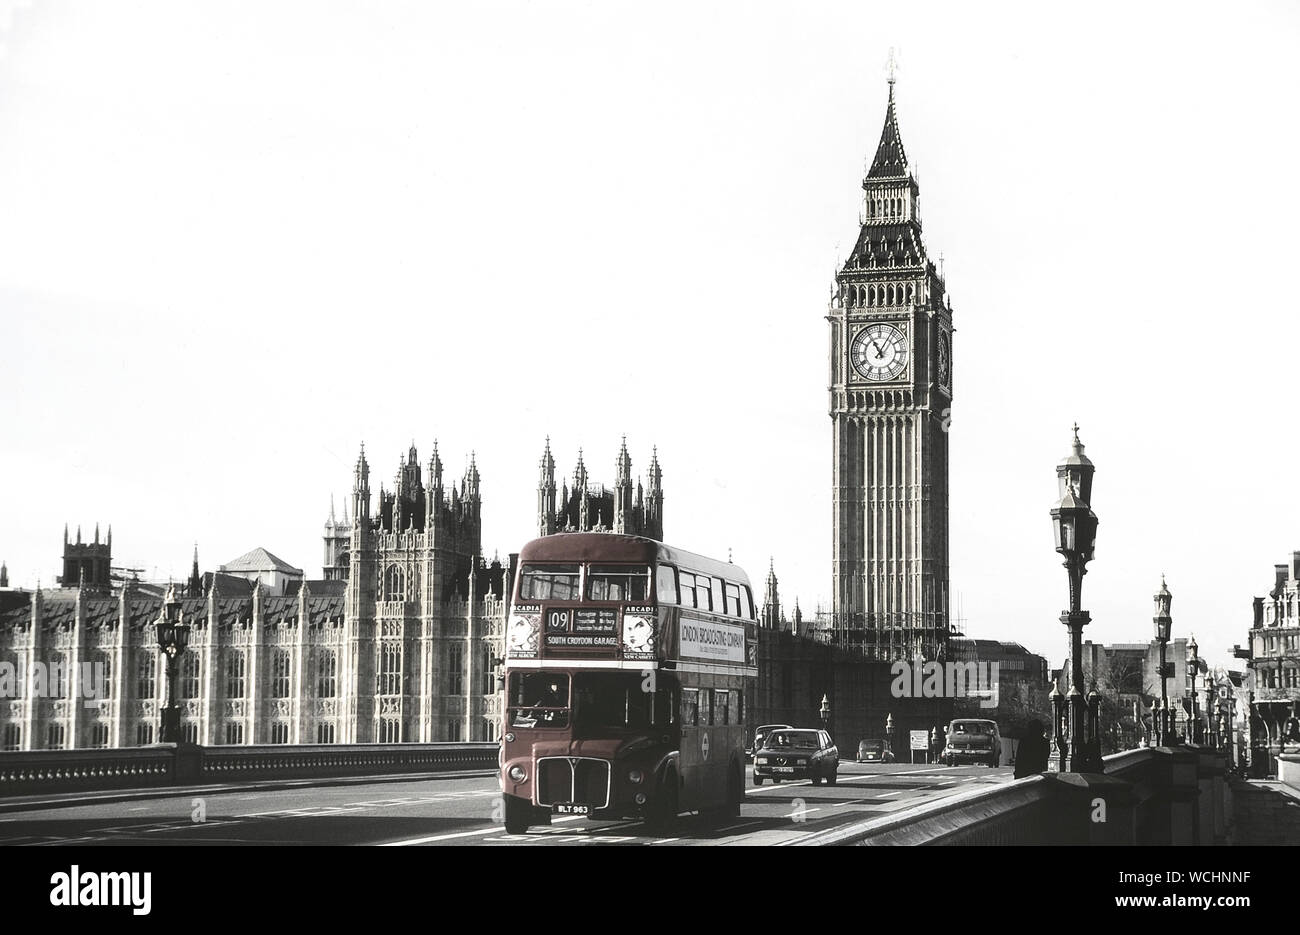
[828,75,953,661]
[536,438,663,539]
[334,443,507,743]
[0,438,665,751]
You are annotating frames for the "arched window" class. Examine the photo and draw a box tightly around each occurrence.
[225,651,246,699]
[379,643,402,696]
[181,651,200,700]
[272,649,292,698]
[136,651,156,700]
[385,565,406,601]
[316,650,337,698]
[94,652,112,698]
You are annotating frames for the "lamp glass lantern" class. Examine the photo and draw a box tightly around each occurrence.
[1050,500,1097,564]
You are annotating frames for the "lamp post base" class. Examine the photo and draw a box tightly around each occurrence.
[160,704,182,745]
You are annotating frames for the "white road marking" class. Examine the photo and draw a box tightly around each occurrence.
[383,825,505,845]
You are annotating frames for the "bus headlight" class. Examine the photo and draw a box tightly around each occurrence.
[627,769,644,784]
[508,765,527,783]
[504,732,515,743]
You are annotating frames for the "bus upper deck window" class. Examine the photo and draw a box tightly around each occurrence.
[519,564,581,601]
[724,582,742,617]
[587,564,650,602]
[656,564,678,604]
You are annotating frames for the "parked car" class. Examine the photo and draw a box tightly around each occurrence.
[747,723,793,762]
[856,738,894,763]
[940,718,1001,767]
[753,728,839,786]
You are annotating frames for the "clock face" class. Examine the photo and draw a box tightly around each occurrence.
[938,332,950,388]
[850,323,909,382]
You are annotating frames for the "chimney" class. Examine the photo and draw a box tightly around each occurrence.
[1254,597,1264,628]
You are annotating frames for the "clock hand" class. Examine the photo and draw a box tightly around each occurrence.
[871,340,885,359]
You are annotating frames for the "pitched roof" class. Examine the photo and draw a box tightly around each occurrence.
[219,547,303,576]
[867,83,909,179]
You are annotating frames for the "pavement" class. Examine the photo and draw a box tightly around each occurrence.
[1229,777,1300,845]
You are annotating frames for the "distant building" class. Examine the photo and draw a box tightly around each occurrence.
[218,547,303,596]
[1065,638,1196,742]
[1246,553,1300,746]
[1250,554,1300,701]
[58,524,113,591]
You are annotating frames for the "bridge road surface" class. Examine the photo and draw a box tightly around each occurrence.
[0,762,1014,846]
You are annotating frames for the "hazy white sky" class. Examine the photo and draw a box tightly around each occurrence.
[2,1,1298,673]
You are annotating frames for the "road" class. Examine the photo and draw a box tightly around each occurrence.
[0,761,1014,846]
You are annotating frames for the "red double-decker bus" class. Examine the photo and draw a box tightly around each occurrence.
[499,533,758,835]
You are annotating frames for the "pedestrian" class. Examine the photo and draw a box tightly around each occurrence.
[1014,718,1049,778]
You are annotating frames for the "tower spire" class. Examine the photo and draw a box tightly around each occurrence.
[867,58,909,180]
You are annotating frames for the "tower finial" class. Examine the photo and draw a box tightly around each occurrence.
[887,46,898,87]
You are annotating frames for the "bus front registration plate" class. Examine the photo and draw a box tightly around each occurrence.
[552,803,589,816]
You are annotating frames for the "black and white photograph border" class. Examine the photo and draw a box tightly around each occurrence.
[0,0,1296,903]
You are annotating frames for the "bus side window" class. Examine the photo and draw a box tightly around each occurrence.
[656,564,678,604]
[700,689,713,726]
[681,688,699,727]
[678,571,697,609]
[710,577,724,614]
[715,690,730,726]
[740,585,754,621]
[724,581,742,617]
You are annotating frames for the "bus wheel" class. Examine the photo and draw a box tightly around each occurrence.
[503,795,531,835]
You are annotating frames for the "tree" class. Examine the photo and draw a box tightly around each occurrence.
[1084,652,1155,753]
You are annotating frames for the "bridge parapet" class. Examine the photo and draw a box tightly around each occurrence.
[795,745,1234,846]
[0,742,499,799]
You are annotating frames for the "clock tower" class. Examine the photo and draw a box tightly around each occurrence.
[828,75,952,661]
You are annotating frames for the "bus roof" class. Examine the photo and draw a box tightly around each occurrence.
[517,533,752,588]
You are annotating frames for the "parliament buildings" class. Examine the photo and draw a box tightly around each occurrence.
[0,441,661,750]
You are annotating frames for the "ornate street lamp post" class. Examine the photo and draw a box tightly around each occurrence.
[1049,426,1101,772]
[157,585,191,744]
[885,712,895,756]
[1188,635,1201,744]
[1153,576,1174,746]
[819,694,831,736]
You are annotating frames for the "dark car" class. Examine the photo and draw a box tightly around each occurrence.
[746,723,793,762]
[753,728,839,786]
[856,738,894,763]
[940,718,1002,767]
